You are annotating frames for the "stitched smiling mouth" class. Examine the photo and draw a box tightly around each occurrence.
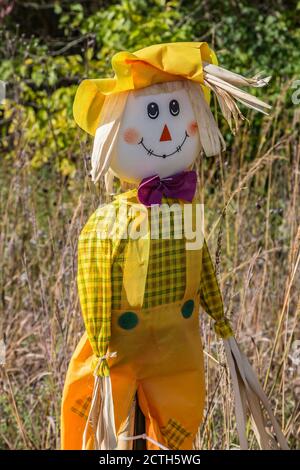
[138,131,189,159]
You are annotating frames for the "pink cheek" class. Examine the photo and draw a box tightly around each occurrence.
[187,120,198,137]
[123,128,141,144]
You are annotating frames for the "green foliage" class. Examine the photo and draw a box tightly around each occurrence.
[0,0,299,175]
[183,1,300,76]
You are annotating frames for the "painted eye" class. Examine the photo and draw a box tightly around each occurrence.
[169,99,180,116]
[147,102,159,119]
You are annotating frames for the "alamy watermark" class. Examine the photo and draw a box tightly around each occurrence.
[289,340,300,374]
[0,338,6,366]
[93,201,205,250]
[292,80,300,105]
[0,80,6,104]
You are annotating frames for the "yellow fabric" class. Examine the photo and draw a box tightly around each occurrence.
[122,202,150,308]
[62,242,205,450]
[108,244,203,450]
[62,190,234,450]
[73,42,218,135]
[77,190,233,379]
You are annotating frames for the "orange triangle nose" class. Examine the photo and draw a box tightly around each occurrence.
[160,124,172,142]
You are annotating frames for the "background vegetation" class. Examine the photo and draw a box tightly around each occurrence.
[0,0,299,449]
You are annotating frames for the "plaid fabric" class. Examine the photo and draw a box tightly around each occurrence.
[199,243,234,339]
[161,418,191,449]
[77,209,112,376]
[111,206,186,309]
[77,190,233,377]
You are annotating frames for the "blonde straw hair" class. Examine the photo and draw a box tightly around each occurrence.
[90,91,128,183]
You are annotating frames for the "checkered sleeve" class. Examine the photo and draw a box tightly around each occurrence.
[199,239,234,339]
[77,211,112,377]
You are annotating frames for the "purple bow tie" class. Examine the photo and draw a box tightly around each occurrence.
[137,170,197,207]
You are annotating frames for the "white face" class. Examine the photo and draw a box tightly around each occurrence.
[110,86,201,183]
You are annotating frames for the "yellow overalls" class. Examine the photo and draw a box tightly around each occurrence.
[61,191,233,450]
[109,242,204,449]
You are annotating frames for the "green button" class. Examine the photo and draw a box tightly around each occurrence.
[118,311,138,330]
[181,299,194,318]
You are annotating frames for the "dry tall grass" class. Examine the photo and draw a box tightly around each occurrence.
[0,86,299,449]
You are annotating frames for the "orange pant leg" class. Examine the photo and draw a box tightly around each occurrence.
[61,333,94,450]
[137,368,205,450]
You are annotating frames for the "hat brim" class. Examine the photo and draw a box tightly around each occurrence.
[73,42,217,135]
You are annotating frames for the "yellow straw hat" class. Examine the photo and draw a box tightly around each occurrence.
[73,42,217,135]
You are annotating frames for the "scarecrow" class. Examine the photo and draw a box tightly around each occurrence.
[61,42,288,451]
